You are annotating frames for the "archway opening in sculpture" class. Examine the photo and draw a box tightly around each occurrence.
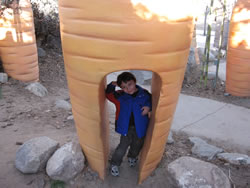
[104,69,163,176]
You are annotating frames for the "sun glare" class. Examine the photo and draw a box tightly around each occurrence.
[231,23,250,49]
[233,8,250,22]
[0,18,17,41]
[231,8,250,49]
[130,0,198,22]
[0,8,33,43]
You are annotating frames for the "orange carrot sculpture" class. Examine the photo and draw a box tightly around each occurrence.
[59,0,195,183]
[226,0,250,96]
[0,0,39,82]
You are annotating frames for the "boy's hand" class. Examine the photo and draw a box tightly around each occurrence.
[141,106,150,117]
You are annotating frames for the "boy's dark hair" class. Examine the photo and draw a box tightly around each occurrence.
[117,72,136,87]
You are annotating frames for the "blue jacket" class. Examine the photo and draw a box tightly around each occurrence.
[106,82,152,138]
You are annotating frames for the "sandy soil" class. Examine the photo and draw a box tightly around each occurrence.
[0,49,249,188]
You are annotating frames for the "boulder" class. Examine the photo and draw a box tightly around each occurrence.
[189,137,223,160]
[46,141,85,182]
[55,99,72,110]
[67,115,74,121]
[15,136,59,173]
[217,153,250,165]
[25,82,48,97]
[167,156,231,188]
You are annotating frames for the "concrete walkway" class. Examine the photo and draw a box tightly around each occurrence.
[172,94,250,154]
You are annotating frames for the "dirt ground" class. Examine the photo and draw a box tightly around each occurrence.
[0,49,250,188]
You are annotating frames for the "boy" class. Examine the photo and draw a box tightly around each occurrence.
[105,72,152,177]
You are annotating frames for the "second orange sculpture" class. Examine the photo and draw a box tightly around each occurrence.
[0,0,39,82]
[226,0,250,96]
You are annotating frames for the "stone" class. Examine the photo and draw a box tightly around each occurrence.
[0,73,8,83]
[67,115,74,120]
[55,99,72,110]
[15,136,59,173]
[25,82,48,97]
[167,131,174,144]
[217,153,250,165]
[46,141,85,182]
[189,137,223,160]
[167,156,231,188]
[38,47,46,57]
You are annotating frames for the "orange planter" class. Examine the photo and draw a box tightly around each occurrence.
[0,0,39,82]
[226,0,250,96]
[59,0,194,183]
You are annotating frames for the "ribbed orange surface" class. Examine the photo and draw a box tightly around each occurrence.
[226,0,250,96]
[59,0,194,183]
[0,0,39,82]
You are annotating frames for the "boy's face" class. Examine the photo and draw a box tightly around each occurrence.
[120,80,137,95]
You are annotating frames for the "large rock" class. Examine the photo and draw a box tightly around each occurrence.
[55,99,72,110]
[25,82,48,97]
[217,153,250,165]
[15,136,59,173]
[46,141,85,181]
[189,137,223,160]
[167,156,231,188]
